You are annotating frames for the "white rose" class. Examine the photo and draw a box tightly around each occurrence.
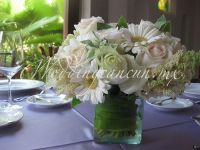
[74,16,104,34]
[55,39,87,70]
[96,45,128,84]
[136,35,184,68]
[119,55,147,94]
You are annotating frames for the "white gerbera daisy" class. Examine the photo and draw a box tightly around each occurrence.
[71,60,111,104]
[127,20,161,53]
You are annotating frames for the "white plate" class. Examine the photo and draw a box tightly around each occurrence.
[0,111,23,127]
[194,114,200,126]
[0,79,44,92]
[184,83,200,96]
[26,94,71,107]
[146,97,194,111]
[183,93,200,100]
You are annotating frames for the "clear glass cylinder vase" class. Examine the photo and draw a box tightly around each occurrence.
[93,94,144,144]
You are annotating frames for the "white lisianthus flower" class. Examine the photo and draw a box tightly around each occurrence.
[55,39,88,71]
[96,45,128,84]
[71,60,111,104]
[136,34,185,68]
[119,55,148,94]
[74,16,104,35]
[98,28,132,43]
[128,20,161,53]
[76,32,97,42]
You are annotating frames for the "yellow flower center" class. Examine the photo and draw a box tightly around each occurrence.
[132,36,147,43]
[84,74,98,89]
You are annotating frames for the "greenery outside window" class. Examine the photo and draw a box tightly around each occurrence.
[0,0,64,80]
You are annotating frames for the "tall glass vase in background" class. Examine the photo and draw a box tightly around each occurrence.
[93,93,144,144]
[0,31,24,111]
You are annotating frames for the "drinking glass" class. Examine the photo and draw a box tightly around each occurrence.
[0,31,24,111]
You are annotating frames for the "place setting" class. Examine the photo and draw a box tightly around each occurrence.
[0,105,23,128]
[183,83,200,127]
[146,82,200,111]
[26,92,72,107]
[0,82,72,127]
[146,96,194,112]
[0,32,24,128]
[0,79,44,95]
[145,82,200,128]
[183,83,200,100]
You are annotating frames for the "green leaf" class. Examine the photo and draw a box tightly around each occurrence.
[23,16,58,33]
[87,49,95,59]
[82,40,96,47]
[155,15,166,27]
[160,21,171,33]
[26,33,62,45]
[155,15,171,32]
[116,16,128,29]
[71,97,81,107]
[97,22,112,30]
[42,22,63,31]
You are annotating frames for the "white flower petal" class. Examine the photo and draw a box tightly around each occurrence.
[75,16,104,34]
[128,20,161,50]
[91,91,98,104]
[119,55,147,94]
[119,77,147,94]
[70,76,83,83]
[75,85,86,96]
[82,93,90,102]
[76,32,96,41]
[132,45,146,54]
[145,28,160,39]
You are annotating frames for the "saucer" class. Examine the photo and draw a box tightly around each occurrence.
[26,94,71,107]
[146,97,194,111]
[0,111,23,127]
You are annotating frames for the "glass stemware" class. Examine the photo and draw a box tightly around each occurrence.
[0,31,24,111]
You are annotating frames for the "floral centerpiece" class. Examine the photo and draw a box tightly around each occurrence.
[46,16,200,144]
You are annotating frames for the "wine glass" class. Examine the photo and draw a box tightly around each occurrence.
[0,31,24,111]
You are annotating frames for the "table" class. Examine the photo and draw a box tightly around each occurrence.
[0,93,200,150]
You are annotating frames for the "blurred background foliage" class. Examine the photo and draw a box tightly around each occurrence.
[0,0,64,81]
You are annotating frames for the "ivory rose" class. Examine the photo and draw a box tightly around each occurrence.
[136,35,184,68]
[74,16,104,34]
